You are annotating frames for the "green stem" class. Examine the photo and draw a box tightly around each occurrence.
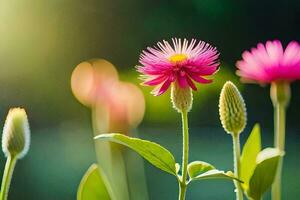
[270,82,290,200]
[178,110,189,200]
[271,102,286,200]
[178,182,187,200]
[275,103,286,153]
[0,155,17,200]
[232,134,243,200]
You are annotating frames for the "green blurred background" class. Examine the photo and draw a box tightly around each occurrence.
[0,0,299,199]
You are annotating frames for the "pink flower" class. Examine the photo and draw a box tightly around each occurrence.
[236,40,300,84]
[137,38,220,96]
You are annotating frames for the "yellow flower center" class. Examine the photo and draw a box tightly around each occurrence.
[169,54,187,64]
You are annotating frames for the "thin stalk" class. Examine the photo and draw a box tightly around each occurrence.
[232,134,243,200]
[0,155,17,200]
[178,110,189,200]
[270,82,290,200]
[271,102,286,200]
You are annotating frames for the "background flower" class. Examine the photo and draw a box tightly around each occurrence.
[71,59,145,132]
[236,40,300,83]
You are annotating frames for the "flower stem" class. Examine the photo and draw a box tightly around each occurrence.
[270,82,290,200]
[178,110,189,200]
[271,101,286,200]
[0,155,17,200]
[232,134,243,200]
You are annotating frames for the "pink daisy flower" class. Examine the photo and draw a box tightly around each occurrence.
[236,40,300,84]
[137,38,220,96]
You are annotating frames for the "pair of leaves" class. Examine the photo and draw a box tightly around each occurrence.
[240,124,284,200]
[77,164,111,200]
[94,133,240,184]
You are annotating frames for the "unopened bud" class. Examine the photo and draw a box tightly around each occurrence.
[2,108,30,158]
[219,81,247,136]
[171,83,193,112]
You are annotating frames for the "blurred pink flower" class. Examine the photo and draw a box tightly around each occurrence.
[236,40,300,83]
[71,59,118,106]
[137,38,220,96]
[71,59,145,133]
[95,81,145,132]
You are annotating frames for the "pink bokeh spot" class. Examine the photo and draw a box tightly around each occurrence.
[137,38,220,96]
[236,40,300,84]
[71,59,145,131]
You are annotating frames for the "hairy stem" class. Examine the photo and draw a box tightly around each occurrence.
[232,134,243,200]
[178,110,189,200]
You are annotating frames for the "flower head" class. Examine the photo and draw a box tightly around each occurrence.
[137,38,220,96]
[236,40,300,84]
[2,108,30,158]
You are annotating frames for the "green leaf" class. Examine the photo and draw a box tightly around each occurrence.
[187,161,215,178]
[95,133,177,175]
[190,169,242,182]
[248,148,284,200]
[77,164,111,200]
[241,124,261,189]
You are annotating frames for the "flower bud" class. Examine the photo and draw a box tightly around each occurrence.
[171,83,193,112]
[219,81,247,136]
[2,108,30,158]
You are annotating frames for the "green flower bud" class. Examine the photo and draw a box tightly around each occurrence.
[219,81,247,136]
[2,108,30,158]
[171,83,193,112]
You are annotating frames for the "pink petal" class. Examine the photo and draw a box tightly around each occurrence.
[188,72,212,84]
[265,40,283,65]
[186,65,218,76]
[137,67,164,75]
[143,75,168,86]
[283,41,300,66]
[186,76,197,90]
[152,79,172,96]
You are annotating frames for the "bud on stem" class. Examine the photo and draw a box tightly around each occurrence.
[219,81,247,136]
[2,108,30,158]
[219,82,246,200]
[0,108,31,200]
